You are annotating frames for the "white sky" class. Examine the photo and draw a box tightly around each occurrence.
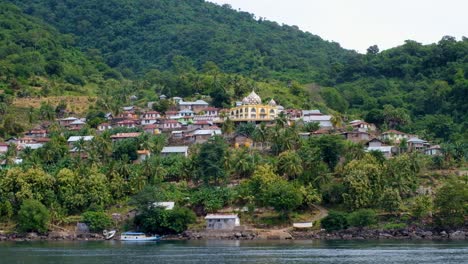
[207,0,468,53]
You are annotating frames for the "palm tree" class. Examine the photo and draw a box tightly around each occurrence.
[222,117,235,136]
[330,113,343,130]
[252,122,269,150]
[278,150,303,180]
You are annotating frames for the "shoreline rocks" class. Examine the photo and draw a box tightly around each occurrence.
[0,228,466,242]
[291,227,467,240]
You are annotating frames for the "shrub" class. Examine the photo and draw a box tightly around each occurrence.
[17,200,50,233]
[81,211,113,232]
[135,207,196,235]
[321,211,349,231]
[347,209,377,228]
[382,222,407,230]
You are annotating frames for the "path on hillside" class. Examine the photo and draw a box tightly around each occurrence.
[257,205,329,239]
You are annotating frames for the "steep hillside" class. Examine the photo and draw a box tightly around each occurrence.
[0,2,120,98]
[8,0,355,82]
[327,38,468,142]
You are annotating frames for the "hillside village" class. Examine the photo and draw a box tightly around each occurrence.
[0,91,442,164]
[0,0,466,240]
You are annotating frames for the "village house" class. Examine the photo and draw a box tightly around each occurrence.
[200,107,220,117]
[367,146,394,159]
[187,129,222,144]
[341,131,370,143]
[300,110,333,128]
[160,119,182,130]
[188,121,212,130]
[165,111,180,119]
[380,130,410,144]
[424,145,442,156]
[179,109,195,117]
[349,120,376,132]
[58,117,79,127]
[178,99,209,113]
[140,111,161,125]
[67,136,94,147]
[365,138,395,158]
[205,214,240,230]
[24,129,47,138]
[161,146,189,157]
[116,119,139,128]
[66,119,87,131]
[110,132,141,142]
[408,137,430,152]
[117,111,138,120]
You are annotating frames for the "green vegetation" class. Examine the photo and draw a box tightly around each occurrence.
[135,207,196,235]
[81,211,113,232]
[347,209,377,228]
[0,0,466,235]
[17,199,50,233]
[9,0,353,82]
[321,211,349,232]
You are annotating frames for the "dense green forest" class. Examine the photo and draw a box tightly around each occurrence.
[8,0,354,83]
[0,3,125,98]
[332,38,468,142]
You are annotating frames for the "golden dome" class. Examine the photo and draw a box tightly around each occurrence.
[242,90,262,105]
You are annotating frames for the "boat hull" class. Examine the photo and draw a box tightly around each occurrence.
[120,235,161,242]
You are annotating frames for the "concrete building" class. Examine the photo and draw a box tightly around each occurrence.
[229,91,278,122]
[205,214,240,230]
[161,146,189,157]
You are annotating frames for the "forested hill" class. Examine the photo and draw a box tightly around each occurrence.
[325,38,468,142]
[7,0,355,82]
[0,2,120,97]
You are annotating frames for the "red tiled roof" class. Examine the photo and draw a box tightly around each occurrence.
[194,121,210,125]
[144,124,158,129]
[117,120,138,124]
[163,120,179,124]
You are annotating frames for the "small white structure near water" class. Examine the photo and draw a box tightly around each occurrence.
[205,214,240,230]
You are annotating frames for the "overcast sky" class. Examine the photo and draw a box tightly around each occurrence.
[207,0,467,53]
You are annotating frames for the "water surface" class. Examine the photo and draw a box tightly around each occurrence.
[0,240,467,264]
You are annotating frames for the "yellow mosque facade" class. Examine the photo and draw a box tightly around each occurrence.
[229,91,279,122]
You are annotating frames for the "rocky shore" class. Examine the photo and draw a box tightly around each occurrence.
[0,231,106,242]
[1,228,467,242]
[291,227,468,240]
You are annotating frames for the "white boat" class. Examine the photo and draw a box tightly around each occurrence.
[119,232,161,241]
[103,230,117,240]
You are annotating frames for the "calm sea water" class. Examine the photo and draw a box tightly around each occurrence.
[0,240,467,264]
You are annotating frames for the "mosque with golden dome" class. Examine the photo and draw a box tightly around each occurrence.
[229,91,279,122]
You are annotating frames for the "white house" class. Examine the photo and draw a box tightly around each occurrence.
[67,136,94,146]
[178,100,209,113]
[205,214,240,230]
[161,146,189,157]
[366,146,394,159]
